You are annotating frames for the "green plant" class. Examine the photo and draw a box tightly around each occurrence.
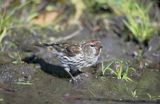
[0,1,31,44]
[147,93,160,100]
[101,61,114,75]
[0,12,10,33]
[10,52,24,64]
[107,0,155,43]
[101,60,134,81]
[0,28,7,47]
[0,11,11,45]
[131,89,138,98]
[124,1,154,43]
[123,5,154,43]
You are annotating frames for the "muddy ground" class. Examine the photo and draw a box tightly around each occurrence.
[0,15,160,104]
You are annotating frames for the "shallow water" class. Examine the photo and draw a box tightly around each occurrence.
[0,66,159,104]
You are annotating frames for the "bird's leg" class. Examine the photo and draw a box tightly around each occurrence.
[64,67,76,81]
[71,70,83,76]
[70,68,89,81]
[62,64,76,82]
[63,65,87,84]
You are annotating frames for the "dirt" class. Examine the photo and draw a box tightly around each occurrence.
[0,16,160,104]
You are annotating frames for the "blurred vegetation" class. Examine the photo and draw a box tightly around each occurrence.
[0,0,159,44]
[147,93,160,100]
[118,0,155,43]
[97,0,158,43]
[0,0,31,45]
[0,98,4,102]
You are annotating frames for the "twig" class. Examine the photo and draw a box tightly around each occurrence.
[54,23,83,43]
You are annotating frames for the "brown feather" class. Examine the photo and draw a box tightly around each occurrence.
[65,45,81,57]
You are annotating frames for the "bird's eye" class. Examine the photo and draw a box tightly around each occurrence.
[90,45,94,47]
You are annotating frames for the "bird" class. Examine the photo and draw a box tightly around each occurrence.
[36,40,102,82]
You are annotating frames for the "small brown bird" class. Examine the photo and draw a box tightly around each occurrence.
[37,40,102,82]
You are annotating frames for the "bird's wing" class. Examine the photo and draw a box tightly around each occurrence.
[52,43,81,57]
[64,44,81,57]
[35,43,81,57]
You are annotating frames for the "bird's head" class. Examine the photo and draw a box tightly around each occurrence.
[82,40,102,57]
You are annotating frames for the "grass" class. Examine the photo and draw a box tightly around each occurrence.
[131,89,138,98]
[123,2,154,43]
[106,0,156,43]
[0,11,11,33]
[147,93,160,100]
[0,11,11,45]
[0,28,7,48]
[101,60,135,81]
[101,60,114,75]
[78,0,157,43]
[10,52,24,64]
[0,0,31,44]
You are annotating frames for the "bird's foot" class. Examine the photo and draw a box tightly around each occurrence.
[69,73,90,84]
